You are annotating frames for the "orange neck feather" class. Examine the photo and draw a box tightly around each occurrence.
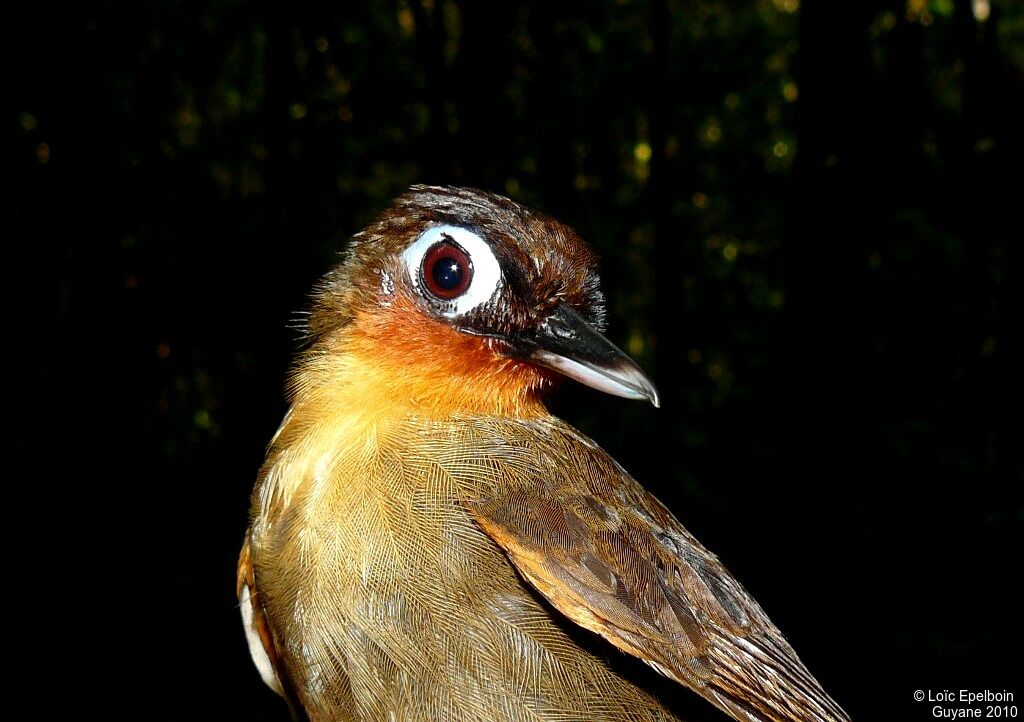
[299,295,550,419]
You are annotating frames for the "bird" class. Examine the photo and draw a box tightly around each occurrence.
[237,185,849,722]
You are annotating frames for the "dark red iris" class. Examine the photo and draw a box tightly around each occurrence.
[422,241,472,299]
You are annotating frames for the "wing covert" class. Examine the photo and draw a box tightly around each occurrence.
[466,420,849,722]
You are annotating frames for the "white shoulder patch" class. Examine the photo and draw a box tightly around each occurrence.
[240,583,284,697]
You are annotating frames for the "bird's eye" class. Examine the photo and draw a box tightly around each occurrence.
[422,240,473,300]
[401,224,502,318]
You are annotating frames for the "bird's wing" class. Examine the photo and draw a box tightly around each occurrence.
[237,536,303,716]
[465,419,849,722]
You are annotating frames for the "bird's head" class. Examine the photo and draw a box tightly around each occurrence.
[301,185,657,417]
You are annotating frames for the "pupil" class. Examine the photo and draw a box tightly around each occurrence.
[432,256,463,291]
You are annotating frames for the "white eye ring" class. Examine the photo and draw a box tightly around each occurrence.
[401,224,502,318]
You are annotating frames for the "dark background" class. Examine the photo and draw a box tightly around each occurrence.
[11,0,1022,719]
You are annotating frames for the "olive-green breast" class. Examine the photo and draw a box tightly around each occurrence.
[248,413,681,722]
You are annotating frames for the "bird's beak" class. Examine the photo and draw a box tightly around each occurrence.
[508,301,660,407]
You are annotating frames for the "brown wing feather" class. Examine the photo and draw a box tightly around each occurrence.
[467,418,849,722]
